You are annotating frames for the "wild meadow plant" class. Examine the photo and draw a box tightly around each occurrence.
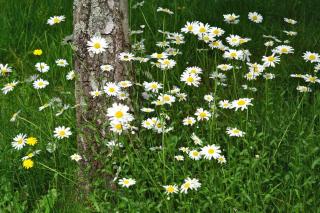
[1,0,320,212]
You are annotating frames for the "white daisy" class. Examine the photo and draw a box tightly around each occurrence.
[35,62,50,73]
[118,178,136,188]
[55,59,69,67]
[33,79,49,89]
[248,12,263,23]
[47,15,65,25]
[87,36,108,54]
[195,108,211,121]
[53,126,72,139]
[200,144,221,160]
[12,133,27,150]
[226,127,245,137]
[104,82,121,96]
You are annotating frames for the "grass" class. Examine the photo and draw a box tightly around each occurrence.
[1,0,320,212]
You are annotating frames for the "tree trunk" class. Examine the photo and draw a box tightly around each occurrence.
[73,0,130,192]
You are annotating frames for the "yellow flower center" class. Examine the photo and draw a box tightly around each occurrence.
[213,29,220,35]
[309,55,316,60]
[230,52,237,58]
[199,112,207,118]
[58,131,66,137]
[53,17,60,24]
[163,96,170,101]
[115,111,124,118]
[267,56,275,62]
[123,179,129,185]
[192,151,199,156]
[186,76,194,83]
[94,43,101,49]
[237,100,246,106]
[167,186,175,193]
[115,123,122,130]
[232,129,240,134]
[199,27,206,33]
[208,148,215,155]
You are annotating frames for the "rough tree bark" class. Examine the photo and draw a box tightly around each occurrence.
[73,0,130,191]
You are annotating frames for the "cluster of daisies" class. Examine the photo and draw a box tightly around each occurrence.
[11,133,39,169]
[3,3,317,199]
[291,51,320,92]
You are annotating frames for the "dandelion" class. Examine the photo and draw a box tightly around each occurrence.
[33,49,43,56]
[12,133,27,150]
[47,15,65,25]
[226,127,245,137]
[87,36,108,54]
[26,137,38,146]
[53,126,72,139]
[200,144,221,160]
[22,159,34,169]
[33,79,49,89]
[118,178,136,188]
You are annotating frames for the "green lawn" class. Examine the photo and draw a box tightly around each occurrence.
[1,0,320,212]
